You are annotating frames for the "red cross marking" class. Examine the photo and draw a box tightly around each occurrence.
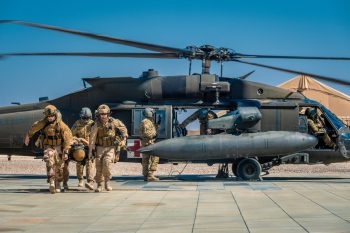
[128,139,141,157]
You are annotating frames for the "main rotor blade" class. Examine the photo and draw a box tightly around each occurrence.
[233,53,350,60]
[0,20,189,54]
[232,59,350,86]
[0,52,181,59]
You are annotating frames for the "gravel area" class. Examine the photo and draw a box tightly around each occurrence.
[1,155,350,177]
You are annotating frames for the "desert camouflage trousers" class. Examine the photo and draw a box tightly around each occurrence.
[62,159,95,184]
[141,140,159,177]
[142,155,159,177]
[76,160,95,182]
[63,160,70,184]
[321,133,335,148]
[95,146,115,184]
[43,145,64,183]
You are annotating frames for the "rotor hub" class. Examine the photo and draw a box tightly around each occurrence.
[185,45,236,62]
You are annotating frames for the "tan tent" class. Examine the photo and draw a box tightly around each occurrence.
[278,75,350,126]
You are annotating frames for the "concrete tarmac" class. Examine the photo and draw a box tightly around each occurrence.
[1,174,350,233]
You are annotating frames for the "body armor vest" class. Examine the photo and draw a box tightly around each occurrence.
[73,119,94,140]
[43,122,62,146]
[96,118,116,147]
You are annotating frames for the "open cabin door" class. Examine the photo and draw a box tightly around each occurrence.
[118,105,172,160]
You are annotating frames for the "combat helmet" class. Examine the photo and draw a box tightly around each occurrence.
[96,104,110,116]
[305,108,317,120]
[43,105,58,117]
[80,107,92,119]
[71,144,86,162]
[143,108,155,119]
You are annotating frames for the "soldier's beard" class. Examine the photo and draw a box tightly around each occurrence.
[47,116,56,123]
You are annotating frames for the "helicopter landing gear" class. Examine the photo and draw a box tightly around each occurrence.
[231,158,242,178]
[216,163,229,178]
[234,158,262,181]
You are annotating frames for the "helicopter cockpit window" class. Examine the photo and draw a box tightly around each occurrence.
[132,109,166,138]
[320,105,345,130]
[300,106,337,149]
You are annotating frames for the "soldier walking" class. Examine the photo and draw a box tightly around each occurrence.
[24,105,73,194]
[89,104,128,192]
[71,107,95,190]
[139,108,160,181]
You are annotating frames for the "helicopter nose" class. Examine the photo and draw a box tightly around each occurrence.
[339,133,350,159]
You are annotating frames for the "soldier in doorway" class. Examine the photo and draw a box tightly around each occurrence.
[139,108,160,182]
[305,108,336,149]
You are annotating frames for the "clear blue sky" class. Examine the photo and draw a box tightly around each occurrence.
[1,0,350,106]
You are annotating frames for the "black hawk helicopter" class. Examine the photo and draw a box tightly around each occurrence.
[1,20,350,180]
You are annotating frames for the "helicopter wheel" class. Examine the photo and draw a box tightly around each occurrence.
[236,158,262,181]
[231,158,242,177]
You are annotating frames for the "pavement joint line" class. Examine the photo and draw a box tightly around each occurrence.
[230,190,251,233]
[78,190,138,233]
[326,190,350,202]
[191,190,200,233]
[294,190,350,224]
[135,190,169,233]
[262,191,309,233]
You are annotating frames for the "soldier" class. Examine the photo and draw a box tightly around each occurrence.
[179,108,217,135]
[305,108,336,149]
[139,108,160,181]
[89,104,128,192]
[24,105,73,194]
[71,107,95,190]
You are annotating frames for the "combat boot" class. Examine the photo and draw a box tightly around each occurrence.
[78,179,84,187]
[55,181,61,193]
[105,181,113,191]
[85,181,94,190]
[147,172,159,182]
[95,183,103,192]
[49,179,55,194]
[63,181,69,191]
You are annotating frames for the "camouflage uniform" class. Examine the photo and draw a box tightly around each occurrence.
[139,117,159,181]
[89,105,128,192]
[180,108,217,135]
[71,118,95,188]
[307,119,336,148]
[26,105,73,194]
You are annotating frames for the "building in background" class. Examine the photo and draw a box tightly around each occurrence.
[279,75,350,126]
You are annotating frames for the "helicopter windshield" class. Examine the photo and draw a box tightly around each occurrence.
[320,105,345,130]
